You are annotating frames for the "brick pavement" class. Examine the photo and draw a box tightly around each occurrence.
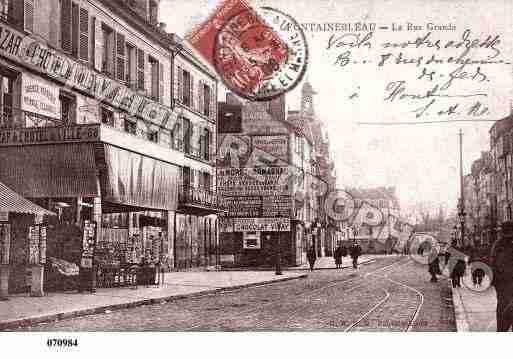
[452,272,496,331]
[0,270,306,330]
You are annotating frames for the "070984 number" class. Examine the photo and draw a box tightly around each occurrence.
[46,338,78,347]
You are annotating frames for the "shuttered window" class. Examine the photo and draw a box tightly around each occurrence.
[176,66,183,104]
[182,70,190,107]
[79,8,89,61]
[137,48,145,90]
[198,80,204,114]
[61,0,72,53]
[24,0,34,33]
[115,32,126,82]
[149,56,159,100]
[159,63,164,104]
[91,17,96,65]
[209,86,216,121]
[71,2,79,57]
[204,128,210,161]
[203,84,211,117]
[189,74,194,109]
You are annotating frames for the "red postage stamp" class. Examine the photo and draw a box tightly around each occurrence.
[186,1,308,101]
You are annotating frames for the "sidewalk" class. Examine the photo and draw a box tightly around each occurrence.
[451,272,497,331]
[0,270,306,330]
[294,254,377,270]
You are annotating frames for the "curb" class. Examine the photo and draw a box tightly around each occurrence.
[218,258,375,272]
[0,273,307,331]
[451,283,471,332]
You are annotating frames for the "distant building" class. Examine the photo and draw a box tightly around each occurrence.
[216,82,338,266]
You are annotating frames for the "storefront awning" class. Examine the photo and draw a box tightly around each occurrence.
[100,144,179,211]
[0,143,100,198]
[0,181,55,216]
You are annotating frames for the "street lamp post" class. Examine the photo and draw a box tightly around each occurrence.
[458,129,466,250]
[275,234,282,275]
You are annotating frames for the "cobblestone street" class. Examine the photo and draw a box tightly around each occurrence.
[18,256,456,331]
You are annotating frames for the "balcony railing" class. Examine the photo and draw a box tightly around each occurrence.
[184,143,211,162]
[178,185,218,210]
[0,107,61,129]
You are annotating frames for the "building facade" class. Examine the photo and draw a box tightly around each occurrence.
[0,0,219,293]
[216,81,339,267]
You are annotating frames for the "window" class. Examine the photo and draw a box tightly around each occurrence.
[183,118,191,154]
[115,32,126,82]
[0,73,15,128]
[60,93,76,125]
[243,232,261,249]
[124,117,137,135]
[101,24,114,76]
[202,128,211,161]
[149,0,158,25]
[100,107,114,126]
[171,121,182,150]
[182,166,191,187]
[182,70,191,107]
[137,49,145,90]
[126,43,136,87]
[2,0,33,31]
[147,129,158,143]
[61,1,88,60]
[149,56,159,100]
[203,84,211,117]
[202,172,212,190]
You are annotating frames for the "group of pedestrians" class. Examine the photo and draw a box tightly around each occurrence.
[306,241,362,271]
[426,247,468,287]
[424,221,513,332]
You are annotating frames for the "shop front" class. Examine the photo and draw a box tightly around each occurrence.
[0,181,56,299]
[0,124,184,291]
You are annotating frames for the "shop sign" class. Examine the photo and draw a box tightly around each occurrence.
[218,217,234,233]
[233,217,290,232]
[0,212,8,222]
[217,167,291,196]
[252,135,288,162]
[21,73,61,119]
[81,221,96,268]
[0,124,99,146]
[39,227,46,265]
[28,225,40,265]
[0,22,176,127]
[0,224,10,265]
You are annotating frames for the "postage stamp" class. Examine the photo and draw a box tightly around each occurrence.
[187,0,308,100]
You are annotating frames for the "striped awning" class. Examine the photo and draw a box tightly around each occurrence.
[0,181,56,216]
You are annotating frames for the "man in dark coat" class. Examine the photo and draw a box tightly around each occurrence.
[451,258,466,288]
[428,250,441,282]
[490,222,513,332]
[350,241,362,269]
[307,246,316,271]
[334,245,344,269]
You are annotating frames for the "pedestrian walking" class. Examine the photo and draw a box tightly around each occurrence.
[444,249,451,266]
[349,241,362,269]
[428,251,441,283]
[451,258,466,288]
[307,246,316,271]
[333,245,344,269]
[490,221,513,332]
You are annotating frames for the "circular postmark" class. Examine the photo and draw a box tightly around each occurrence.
[214,6,308,101]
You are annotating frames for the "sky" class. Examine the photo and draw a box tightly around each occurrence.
[160,0,513,216]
